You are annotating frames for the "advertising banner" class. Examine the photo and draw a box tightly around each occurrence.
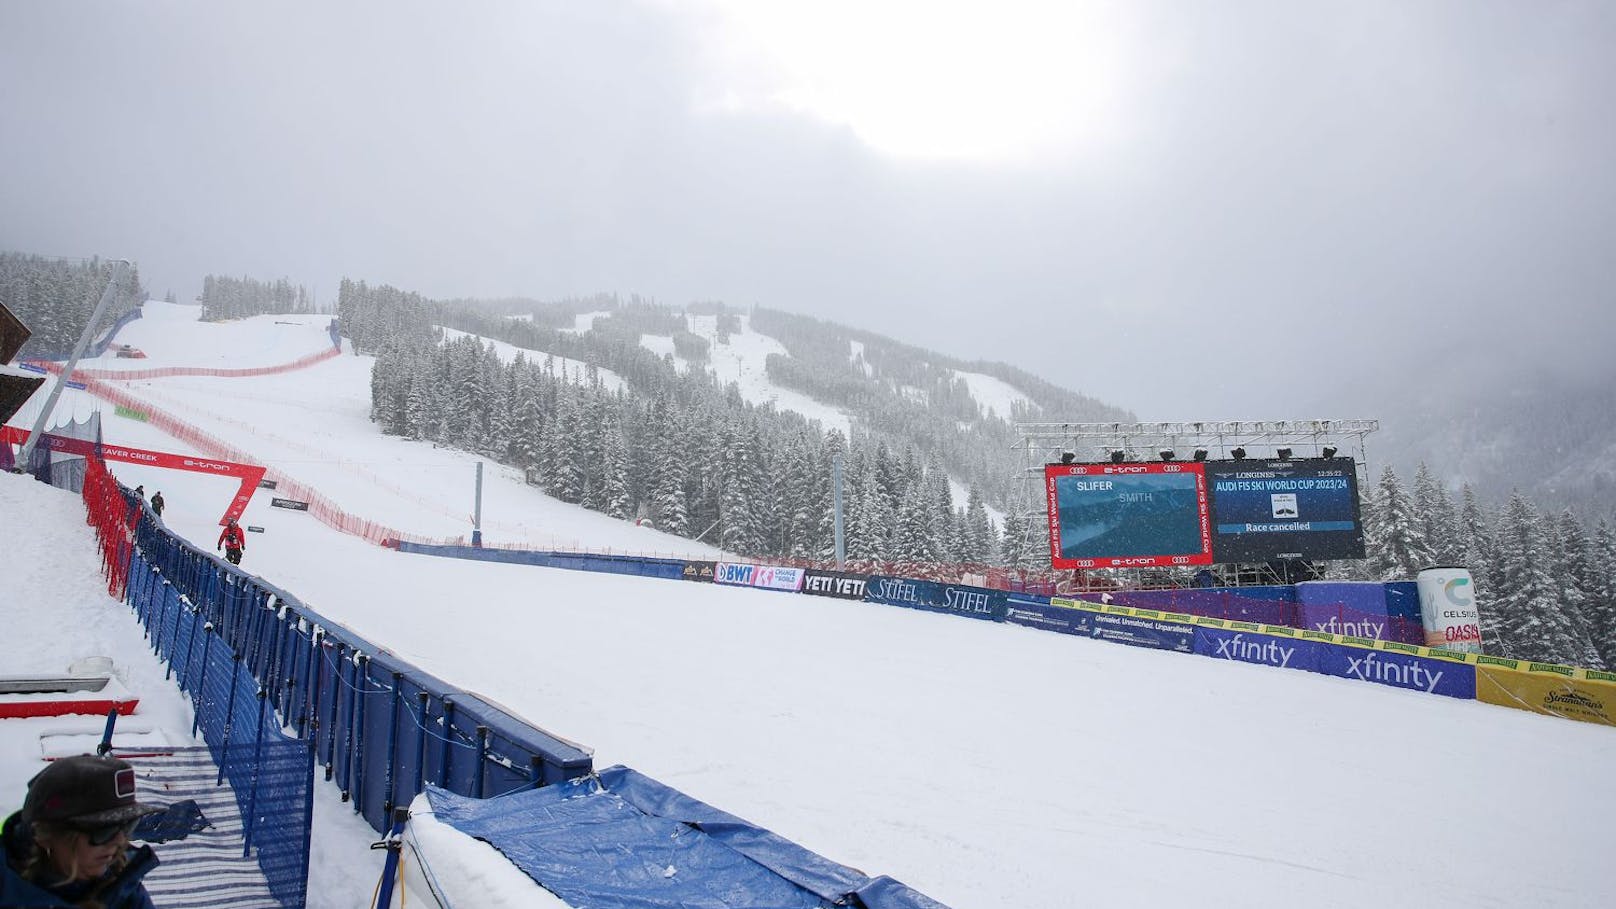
[1314,641,1475,699]
[0,427,265,525]
[1476,665,1616,726]
[259,478,279,490]
[1086,610,1195,653]
[270,497,310,511]
[800,569,868,600]
[713,562,805,592]
[1044,461,1212,570]
[1005,598,1096,636]
[1205,457,1365,562]
[1416,567,1483,653]
[864,575,1008,622]
[680,560,716,583]
[1194,626,1321,673]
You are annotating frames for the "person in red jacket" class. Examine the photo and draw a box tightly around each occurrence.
[217,519,245,565]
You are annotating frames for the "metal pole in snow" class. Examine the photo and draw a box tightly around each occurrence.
[472,462,484,547]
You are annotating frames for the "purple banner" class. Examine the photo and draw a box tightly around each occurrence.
[1194,626,1320,673]
[1314,644,1476,698]
[1108,585,1296,626]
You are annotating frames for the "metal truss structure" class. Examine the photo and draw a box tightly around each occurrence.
[1010,419,1380,580]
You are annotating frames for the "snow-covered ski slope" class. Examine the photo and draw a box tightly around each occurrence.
[9,302,1615,909]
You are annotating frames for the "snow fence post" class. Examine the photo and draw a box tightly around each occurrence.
[383,671,402,816]
[242,685,268,857]
[348,654,369,813]
[303,629,323,744]
[164,594,187,675]
[192,623,214,739]
[180,605,202,694]
[437,698,456,788]
[338,646,357,795]
[153,582,173,657]
[218,651,243,787]
[415,691,430,796]
[326,642,346,781]
[473,725,489,798]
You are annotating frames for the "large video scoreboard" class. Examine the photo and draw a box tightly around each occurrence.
[1045,462,1212,569]
[1045,457,1365,569]
[1202,458,1365,562]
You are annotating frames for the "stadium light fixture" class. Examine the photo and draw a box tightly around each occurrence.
[1276,447,1293,460]
[1159,449,1175,462]
[1230,447,1246,460]
[1109,449,1126,464]
[1060,451,1076,464]
[1321,446,1338,459]
[1192,448,1209,462]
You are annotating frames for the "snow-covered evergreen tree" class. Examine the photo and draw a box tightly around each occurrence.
[1489,495,1591,664]
[999,507,1037,571]
[1412,463,1461,564]
[1365,466,1434,581]
[962,487,995,564]
[1590,520,1616,669]
[1550,510,1605,668]
[601,409,634,520]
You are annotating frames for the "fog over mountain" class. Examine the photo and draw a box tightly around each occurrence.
[3,2,1612,434]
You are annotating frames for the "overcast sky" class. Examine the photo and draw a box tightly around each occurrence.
[3,1,1612,420]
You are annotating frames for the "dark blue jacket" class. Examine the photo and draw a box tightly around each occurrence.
[1,812,158,909]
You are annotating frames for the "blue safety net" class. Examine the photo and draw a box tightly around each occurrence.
[425,766,948,909]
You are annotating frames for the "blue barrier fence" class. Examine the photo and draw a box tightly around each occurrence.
[126,547,313,908]
[126,502,595,843]
[25,304,145,362]
[394,540,687,579]
[119,498,951,908]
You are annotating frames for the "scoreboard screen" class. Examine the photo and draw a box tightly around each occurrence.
[1204,457,1365,562]
[1045,462,1212,569]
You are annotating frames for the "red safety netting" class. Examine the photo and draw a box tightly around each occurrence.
[33,346,340,381]
[35,350,459,547]
[81,455,137,598]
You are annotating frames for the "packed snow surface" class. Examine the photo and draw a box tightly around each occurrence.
[6,301,1614,908]
[950,368,1032,420]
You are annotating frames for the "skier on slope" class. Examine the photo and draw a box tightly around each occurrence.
[217,518,245,565]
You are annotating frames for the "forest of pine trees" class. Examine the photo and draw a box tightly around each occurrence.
[1358,464,1615,669]
[344,280,1004,568]
[0,252,145,358]
[199,274,317,321]
[341,279,1614,670]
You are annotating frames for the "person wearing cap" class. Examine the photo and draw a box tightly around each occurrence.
[1,754,162,908]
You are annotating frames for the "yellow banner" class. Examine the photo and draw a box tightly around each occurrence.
[1476,666,1616,726]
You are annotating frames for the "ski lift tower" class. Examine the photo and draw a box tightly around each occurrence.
[1010,419,1380,573]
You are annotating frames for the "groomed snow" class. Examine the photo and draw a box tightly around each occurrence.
[558,311,610,334]
[685,313,853,437]
[5,301,1613,908]
[950,368,1032,420]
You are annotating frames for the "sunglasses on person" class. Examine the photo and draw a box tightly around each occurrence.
[84,819,139,846]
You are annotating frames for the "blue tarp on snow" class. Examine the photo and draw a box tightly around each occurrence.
[424,765,949,909]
